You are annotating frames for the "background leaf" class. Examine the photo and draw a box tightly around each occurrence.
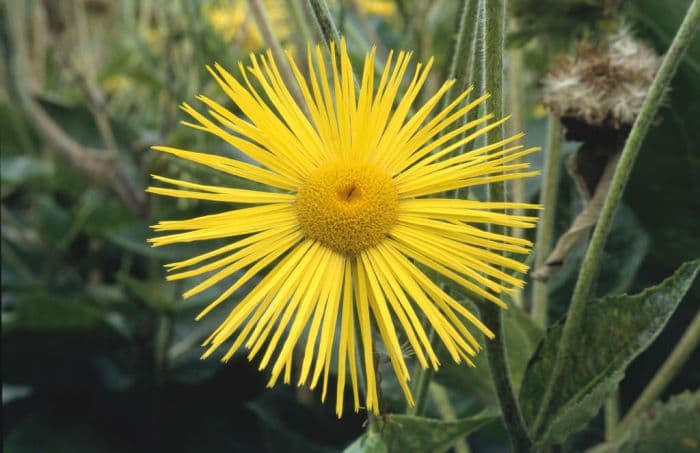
[519,260,700,445]
[344,408,498,453]
[588,390,700,453]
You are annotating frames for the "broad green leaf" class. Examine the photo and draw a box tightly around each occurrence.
[117,272,177,313]
[4,292,105,333]
[344,408,498,453]
[103,222,184,260]
[589,391,700,453]
[519,260,700,446]
[36,195,72,244]
[344,431,388,453]
[0,155,51,187]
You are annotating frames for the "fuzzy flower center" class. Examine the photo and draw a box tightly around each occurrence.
[295,160,399,255]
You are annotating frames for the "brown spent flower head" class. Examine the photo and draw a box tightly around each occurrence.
[543,27,662,129]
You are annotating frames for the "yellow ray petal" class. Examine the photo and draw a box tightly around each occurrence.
[336,259,360,416]
[352,257,379,414]
[151,145,294,190]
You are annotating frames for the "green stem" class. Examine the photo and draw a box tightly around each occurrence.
[409,0,480,416]
[532,0,700,438]
[153,314,171,385]
[247,0,304,106]
[445,0,481,168]
[481,1,532,452]
[305,0,361,91]
[409,328,436,415]
[431,384,473,453]
[444,0,480,109]
[410,365,434,416]
[605,391,620,441]
[531,114,562,328]
[306,0,341,50]
[616,310,700,436]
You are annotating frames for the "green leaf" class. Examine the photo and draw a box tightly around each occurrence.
[344,408,498,453]
[589,391,700,453]
[0,155,51,187]
[519,260,700,446]
[103,222,183,260]
[4,292,105,333]
[36,195,72,244]
[117,272,177,313]
[344,431,388,453]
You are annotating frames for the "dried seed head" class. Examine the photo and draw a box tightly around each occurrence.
[543,27,663,129]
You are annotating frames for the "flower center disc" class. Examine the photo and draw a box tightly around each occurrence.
[296,160,399,255]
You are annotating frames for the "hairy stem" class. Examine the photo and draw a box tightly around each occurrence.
[409,328,436,415]
[431,384,472,453]
[153,314,172,385]
[532,0,700,438]
[306,0,341,50]
[409,0,481,416]
[482,1,532,451]
[444,0,480,109]
[616,310,700,435]
[531,115,562,327]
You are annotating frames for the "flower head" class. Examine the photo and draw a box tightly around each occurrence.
[149,40,539,416]
[543,27,662,129]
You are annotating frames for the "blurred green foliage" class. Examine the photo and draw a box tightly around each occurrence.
[1,0,699,452]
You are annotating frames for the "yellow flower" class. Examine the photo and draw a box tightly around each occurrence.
[357,0,396,17]
[204,0,290,49]
[148,40,539,416]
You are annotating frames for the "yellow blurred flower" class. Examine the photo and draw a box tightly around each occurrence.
[357,0,396,17]
[203,0,290,50]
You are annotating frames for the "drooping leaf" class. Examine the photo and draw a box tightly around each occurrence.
[589,391,700,453]
[117,272,177,313]
[4,291,106,333]
[519,260,700,446]
[344,408,498,453]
